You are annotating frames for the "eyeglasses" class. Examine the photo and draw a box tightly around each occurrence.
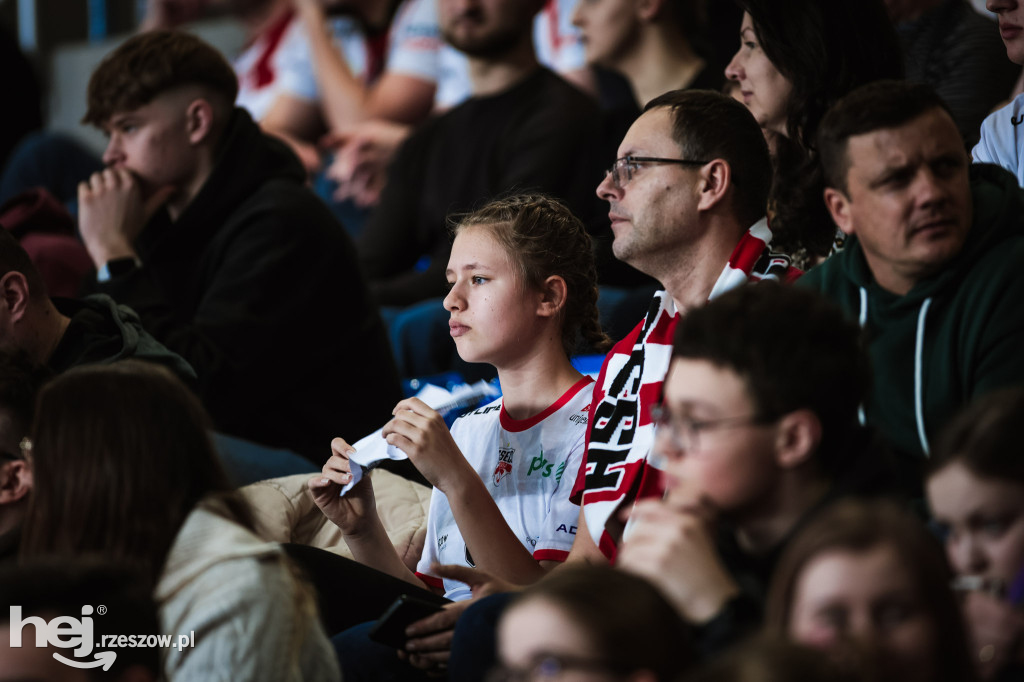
[649,403,775,455]
[486,653,631,682]
[605,155,710,189]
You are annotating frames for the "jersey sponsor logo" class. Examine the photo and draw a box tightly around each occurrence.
[527,449,554,477]
[493,442,515,485]
[437,534,448,552]
[472,405,501,416]
[555,524,578,535]
[569,412,588,426]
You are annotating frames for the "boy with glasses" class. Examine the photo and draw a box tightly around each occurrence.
[618,283,896,653]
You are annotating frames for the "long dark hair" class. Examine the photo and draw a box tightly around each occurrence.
[734,0,903,260]
[20,360,251,586]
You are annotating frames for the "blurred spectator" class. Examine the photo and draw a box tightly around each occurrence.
[973,0,1024,185]
[886,0,1017,149]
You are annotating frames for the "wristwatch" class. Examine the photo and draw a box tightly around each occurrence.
[97,257,142,282]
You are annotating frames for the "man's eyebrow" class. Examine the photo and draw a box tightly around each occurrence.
[868,162,914,189]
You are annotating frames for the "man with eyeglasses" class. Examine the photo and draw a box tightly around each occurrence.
[568,89,798,565]
[437,89,800,678]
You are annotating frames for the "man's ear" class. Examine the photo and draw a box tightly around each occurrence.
[773,409,822,470]
[824,187,854,236]
[0,272,32,325]
[0,459,32,505]
[536,275,568,318]
[696,159,731,212]
[185,98,216,146]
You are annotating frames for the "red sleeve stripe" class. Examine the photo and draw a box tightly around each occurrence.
[414,572,444,590]
[533,548,570,562]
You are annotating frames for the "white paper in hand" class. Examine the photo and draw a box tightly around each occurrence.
[339,381,500,496]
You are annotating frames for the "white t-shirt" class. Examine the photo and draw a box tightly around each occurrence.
[276,0,442,103]
[233,11,304,121]
[973,93,1024,187]
[416,377,594,601]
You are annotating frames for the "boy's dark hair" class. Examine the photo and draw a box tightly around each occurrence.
[672,284,869,474]
[0,559,161,678]
[0,228,47,301]
[928,388,1024,485]
[83,30,238,127]
[818,81,951,194]
[644,89,772,228]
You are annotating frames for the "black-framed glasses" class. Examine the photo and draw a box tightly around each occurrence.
[605,155,709,189]
[486,653,633,682]
[650,403,775,455]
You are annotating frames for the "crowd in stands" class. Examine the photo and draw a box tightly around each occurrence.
[1,0,1024,680]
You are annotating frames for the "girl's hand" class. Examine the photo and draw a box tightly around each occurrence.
[962,590,1024,679]
[307,437,378,536]
[381,398,473,493]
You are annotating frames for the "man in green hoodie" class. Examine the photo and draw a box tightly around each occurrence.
[800,80,1024,477]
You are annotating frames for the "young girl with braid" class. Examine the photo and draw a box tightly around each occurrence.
[308,195,612,670]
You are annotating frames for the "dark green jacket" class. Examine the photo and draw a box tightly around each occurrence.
[799,164,1024,461]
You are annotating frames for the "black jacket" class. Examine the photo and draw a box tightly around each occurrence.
[97,109,402,460]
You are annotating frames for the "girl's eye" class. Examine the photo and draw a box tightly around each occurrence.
[744,41,757,50]
[471,276,488,285]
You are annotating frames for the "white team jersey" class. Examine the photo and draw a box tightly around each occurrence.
[416,377,594,601]
[276,0,442,103]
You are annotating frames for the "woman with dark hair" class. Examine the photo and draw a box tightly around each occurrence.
[493,564,693,682]
[927,389,1024,681]
[725,0,903,265]
[765,499,977,682]
[19,361,339,681]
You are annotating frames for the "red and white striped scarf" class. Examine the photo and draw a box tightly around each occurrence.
[573,219,799,559]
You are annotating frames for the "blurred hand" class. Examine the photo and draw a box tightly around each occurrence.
[322,120,410,207]
[962,590,1024,680]
[141,0,208,31]
[398,564,518,671]
[617,499,738,623]
[78,168,172,267]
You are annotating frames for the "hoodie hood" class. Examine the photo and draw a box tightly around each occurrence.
[50,294,196,381]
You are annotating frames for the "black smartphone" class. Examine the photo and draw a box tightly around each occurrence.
[368,594,447,649]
